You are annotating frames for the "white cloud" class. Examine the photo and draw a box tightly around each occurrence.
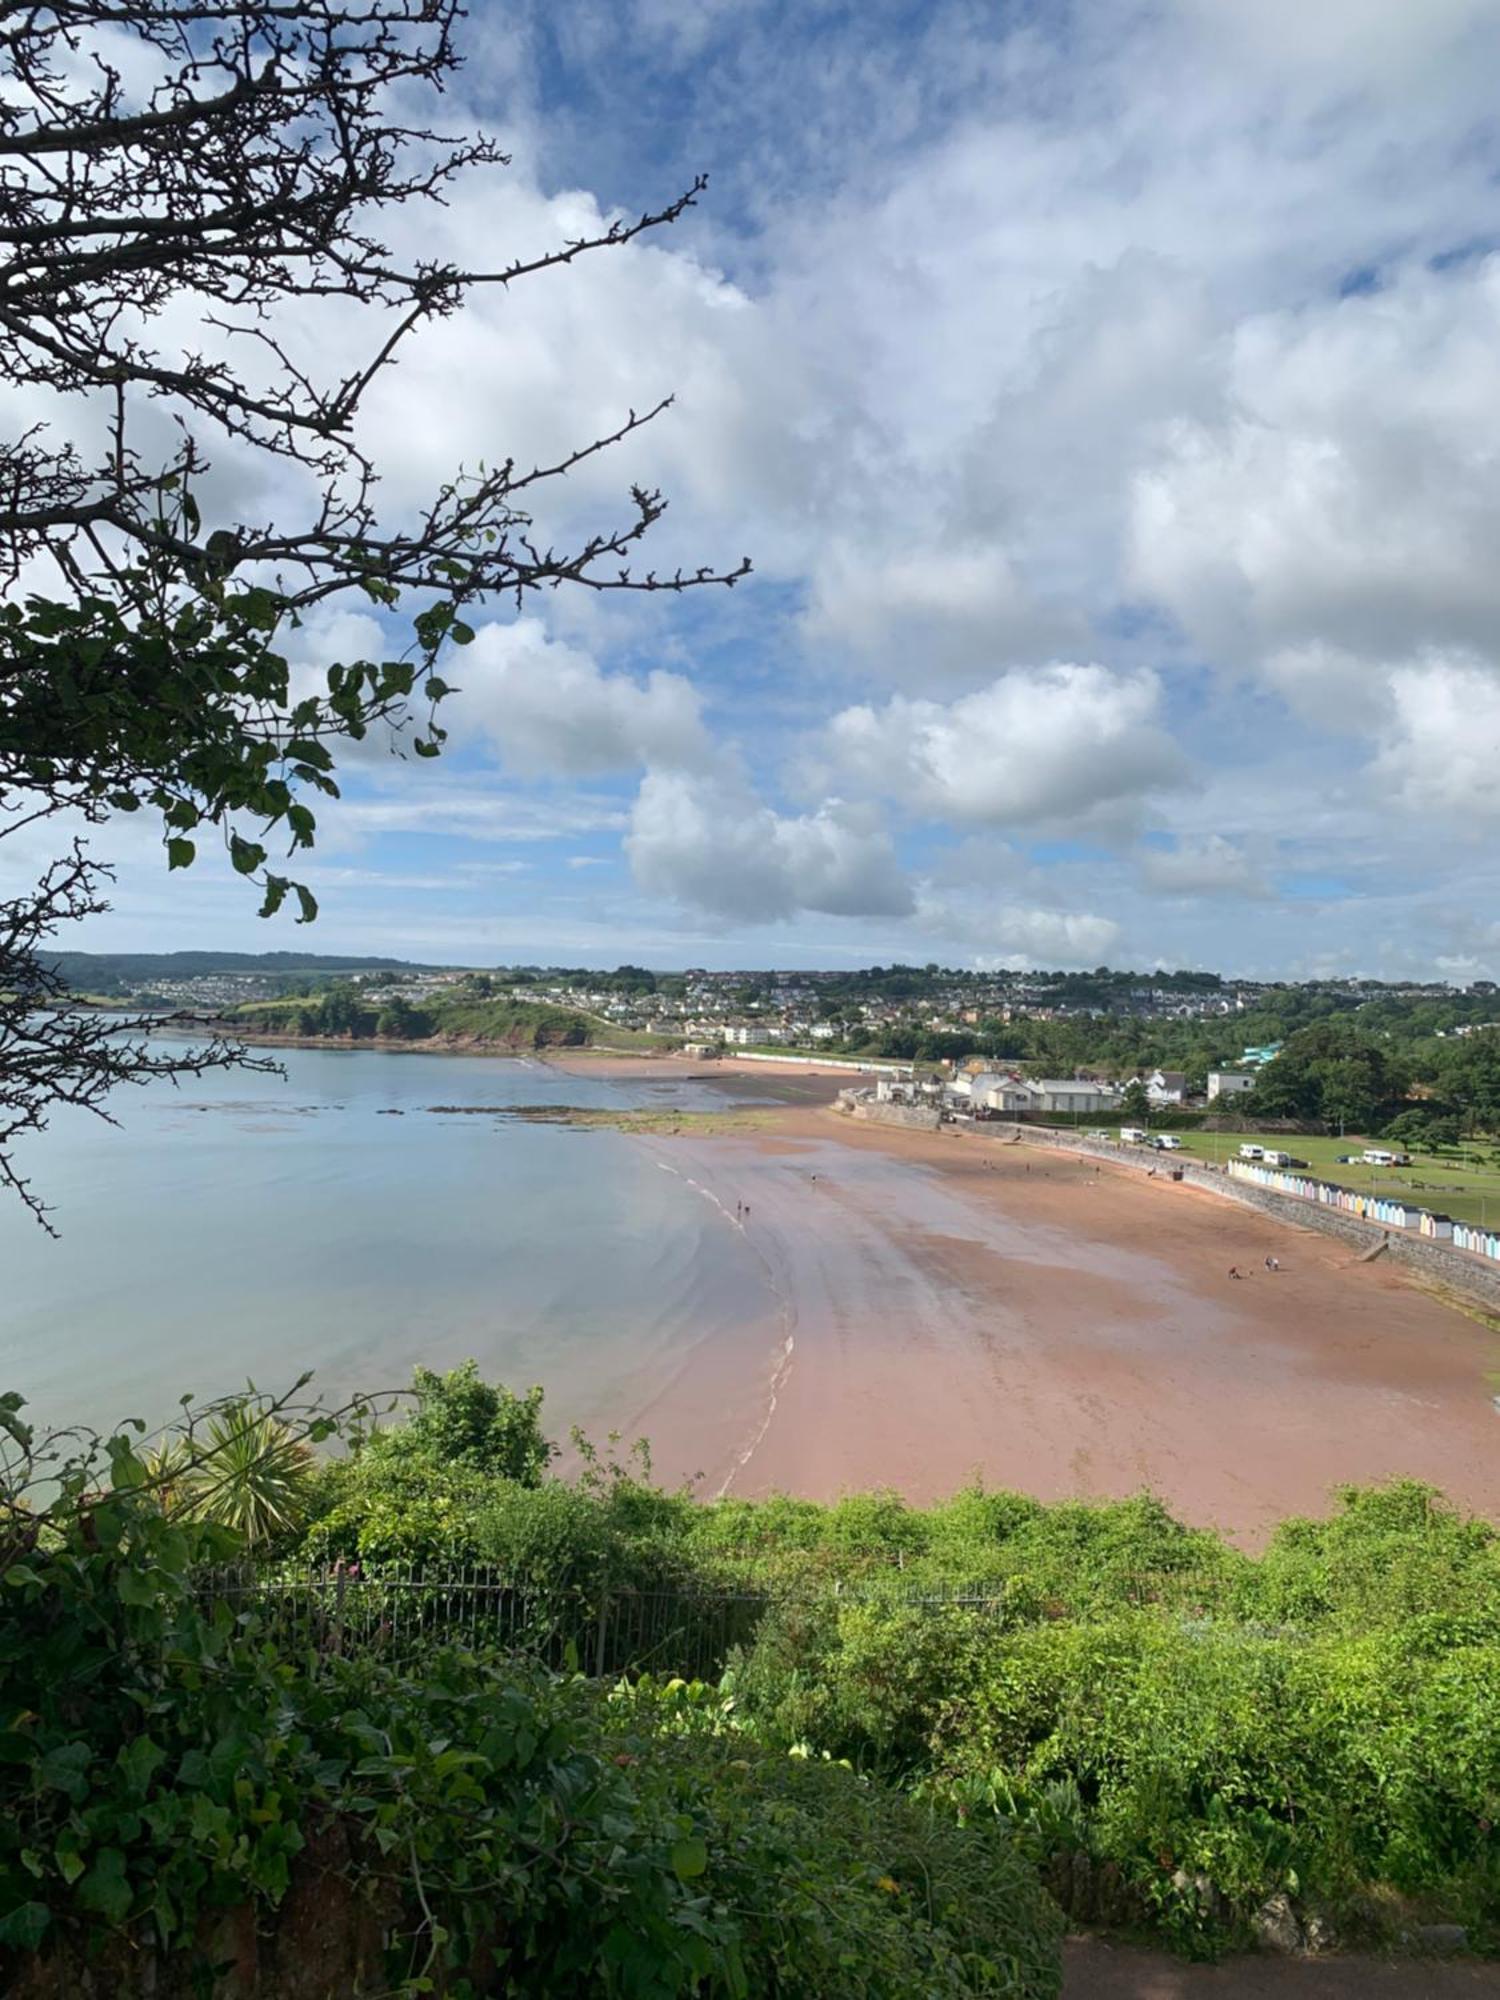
[625,770,913,923]
[823,664,1184,831]
[457,617,710,776]
[804,541,1084,689]
[916,892,1122,969]
[1130,261,1500,672]
[1138,835,1269,899]
[1372,653,1500,824]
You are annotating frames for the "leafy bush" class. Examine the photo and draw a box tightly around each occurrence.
[399,1360,555,1484]
[0,1397,1062,1998]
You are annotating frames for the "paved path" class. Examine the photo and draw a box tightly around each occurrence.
[1063,1939,1500,1996]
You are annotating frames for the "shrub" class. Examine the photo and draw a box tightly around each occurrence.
[0,1410,1062,1998]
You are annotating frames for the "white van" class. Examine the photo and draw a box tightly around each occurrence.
[1120,1126,1149,1144]
[1261,1149,1293,1168]
[1238,1143,1264,1160]
[1361,1148,1408,1167]
[1153,1135,1183,1151]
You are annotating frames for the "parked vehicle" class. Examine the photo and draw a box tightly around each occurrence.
[1260,1149,1294,1167]
[1361,1148,1409,1167]
[1239,1143,1264,1160]
[1152,1135,1183,1151]
[1120,1126,1149,1144]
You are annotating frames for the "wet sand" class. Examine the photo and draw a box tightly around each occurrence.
[614,1108,1500,1543]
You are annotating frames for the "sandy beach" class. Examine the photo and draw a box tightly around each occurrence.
[590,1088,1500,1544]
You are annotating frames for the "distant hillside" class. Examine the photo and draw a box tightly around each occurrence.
[227,989,591,1049]
[48,950,450,994]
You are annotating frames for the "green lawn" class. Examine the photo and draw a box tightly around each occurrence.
[1169,1128,1500,1230]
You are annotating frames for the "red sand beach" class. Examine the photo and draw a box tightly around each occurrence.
[589,1089,1500,1544]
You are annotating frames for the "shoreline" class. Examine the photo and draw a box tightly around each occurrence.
[607,1101,1500,1546]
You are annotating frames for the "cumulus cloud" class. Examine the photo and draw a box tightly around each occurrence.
[915,892,1122,969]
[1371,652,1500,824]
[804,541,1084,689]
[1138,835,1270,899]
[822,665,1185,831]
[626,770,913,923]
[458,617,710,776]
[1130,261,1500,671]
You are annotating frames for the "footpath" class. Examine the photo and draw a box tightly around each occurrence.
[1063,1938,1498,1996]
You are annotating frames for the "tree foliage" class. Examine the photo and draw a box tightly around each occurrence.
[0,1387,1060,1997]
[0,0,744,1219]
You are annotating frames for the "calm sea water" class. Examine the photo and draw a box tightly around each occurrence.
[0,1045,774,1448]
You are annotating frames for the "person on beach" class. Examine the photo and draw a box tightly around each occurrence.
[1228,1265,1244,1279]
[1265,1254,1280,1272]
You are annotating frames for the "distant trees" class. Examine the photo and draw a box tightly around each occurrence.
[1243,1023,1407,1131]
[1119,1079,1150,1122]
[1429,1029,1500,1135]
[375,997,434,1040]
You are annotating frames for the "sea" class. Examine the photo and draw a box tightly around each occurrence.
[0,1044,778,1453]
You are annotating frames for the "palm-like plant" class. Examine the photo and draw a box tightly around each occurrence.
[141,1435,196,1519]
[180,1403,315,1545]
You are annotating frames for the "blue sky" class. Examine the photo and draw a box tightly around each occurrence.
[59,0,1500,974]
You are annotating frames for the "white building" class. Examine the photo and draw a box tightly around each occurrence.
[1145,1069,1188,1105]
[1030,1079,1124,1115]
[968,1076,1122,1116]
[1207,1071,1256,1101]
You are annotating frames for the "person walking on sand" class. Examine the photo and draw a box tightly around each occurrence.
[1265,1254,1280,1272]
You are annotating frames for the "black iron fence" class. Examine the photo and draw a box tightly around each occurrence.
[200,1562,774,1681]
[198,1561,1243,1682]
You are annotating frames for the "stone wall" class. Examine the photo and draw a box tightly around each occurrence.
[837,1096,942,1133]
[970,1122,1500,1315]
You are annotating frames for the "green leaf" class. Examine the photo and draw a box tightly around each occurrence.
[78,1847,132,1924]
[119,1735,166,1798]
[230,834,266,876]
[670,1836,709,1881]
[116,1566,159,1608]
[0,1902,49,1950]
[450,621,475,646]
[166,837,196,870]
[38,1742,92,1802]
[293,884,318,926]
[259,874,289,920]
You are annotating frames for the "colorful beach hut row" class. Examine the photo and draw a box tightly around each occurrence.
[1451,1220,1500,1261]
[1226,1157,1424,1230]
[1221,1158,1500,1263]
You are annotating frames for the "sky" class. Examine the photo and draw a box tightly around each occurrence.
[41,0,1500,975]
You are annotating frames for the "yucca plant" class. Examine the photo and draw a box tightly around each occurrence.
[141,1435,196,1519]
[182,1402,316,1545]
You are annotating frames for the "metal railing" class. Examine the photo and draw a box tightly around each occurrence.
[201,1561,773,1681]
[198,1559,1243,1681]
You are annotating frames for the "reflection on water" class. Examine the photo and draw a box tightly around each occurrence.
[0,1047,773,1445]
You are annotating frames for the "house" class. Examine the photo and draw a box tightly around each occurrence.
[968,1076,1122,1117]
[1145,1069,1188,1105]
[968,1074,1035,1114]
[1207,1070,1256,1101]
[1030,1079,1123,1115]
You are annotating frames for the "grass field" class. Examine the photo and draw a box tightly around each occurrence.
[1168,1128,1500,1229]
